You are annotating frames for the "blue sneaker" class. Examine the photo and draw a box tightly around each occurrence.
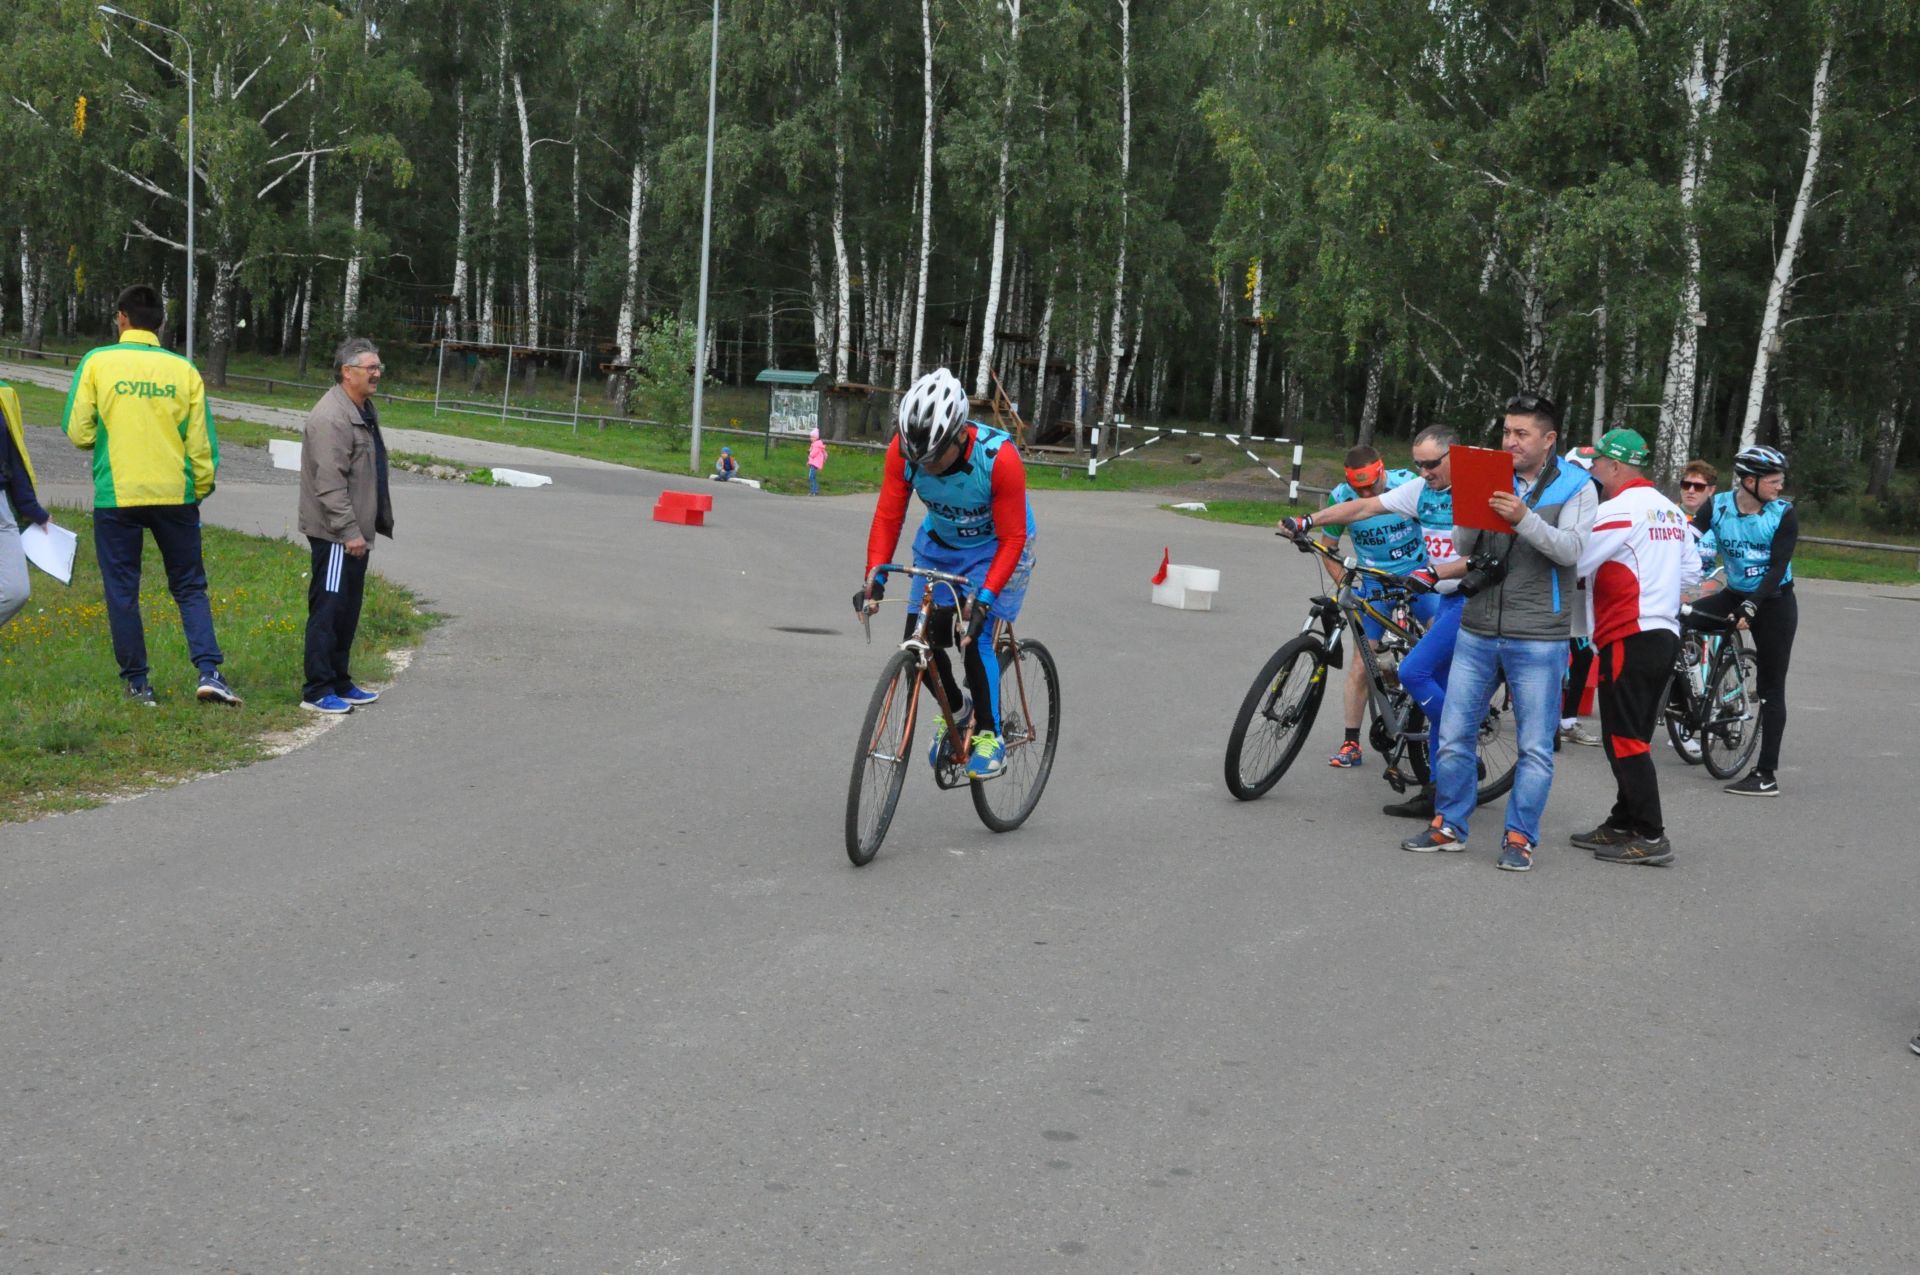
[1400,817,1465,853]
[301,694,354,715]
[196,670,242,705]
[1497,835,1535,872]
[339,684,380,706]
[965,730,1005,782]
[927,693,971,770]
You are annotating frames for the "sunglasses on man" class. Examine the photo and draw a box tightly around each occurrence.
[1413,452,1448,472]
[1680,480,1711,492]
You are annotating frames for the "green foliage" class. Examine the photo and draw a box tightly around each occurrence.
[629,313,701,425]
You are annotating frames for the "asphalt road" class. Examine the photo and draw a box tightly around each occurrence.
[3,427,1918,1273]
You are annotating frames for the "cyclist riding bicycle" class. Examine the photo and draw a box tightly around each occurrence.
[859,367,1036,782]
[1686,445,1797,797]
[1278,443,1436,771]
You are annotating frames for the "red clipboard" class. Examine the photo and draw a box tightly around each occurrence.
[1449,445,1517,533]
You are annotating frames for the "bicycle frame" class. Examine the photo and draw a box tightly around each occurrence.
[1292,534,1429,748]
[859,563,1039,773]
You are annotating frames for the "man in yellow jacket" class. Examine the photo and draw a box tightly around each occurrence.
[62,284,239,706]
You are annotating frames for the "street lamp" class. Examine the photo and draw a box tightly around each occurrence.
[689,0,719,473]
[97,4,195,362]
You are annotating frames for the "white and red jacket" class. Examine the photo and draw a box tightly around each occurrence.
[1577,478,1702,647]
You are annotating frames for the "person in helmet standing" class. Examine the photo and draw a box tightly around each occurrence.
[857,368,1035,782]
[1686,445,1797,796]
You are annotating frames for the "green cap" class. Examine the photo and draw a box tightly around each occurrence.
[1596,428,1650,467]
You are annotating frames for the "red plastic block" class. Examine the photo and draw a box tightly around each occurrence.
[652,502,705,526]
[657,490,715,513]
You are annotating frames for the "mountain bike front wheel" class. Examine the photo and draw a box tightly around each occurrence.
[1701,644,1761,780]
[1224,635,1329,801]
[845,650,922,866]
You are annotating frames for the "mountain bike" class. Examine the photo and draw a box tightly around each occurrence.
[1224,534,1517,805]
[845,564,1061,866]
[1661,603,1760,780]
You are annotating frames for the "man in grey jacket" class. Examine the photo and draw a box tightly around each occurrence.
[297,337,394,714]
[1400,393,1597,871]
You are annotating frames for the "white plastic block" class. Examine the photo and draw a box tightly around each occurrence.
[268,438,302,471]
[1150,563,1221,611]
[490,467,553,488]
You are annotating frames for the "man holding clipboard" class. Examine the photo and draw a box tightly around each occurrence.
[1399,393,1598,871]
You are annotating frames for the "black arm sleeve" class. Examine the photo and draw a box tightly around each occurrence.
[0,429,47,527]
[1752,506,1797,599]
[1691,502,1713,535]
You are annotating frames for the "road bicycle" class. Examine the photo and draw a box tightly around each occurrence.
[845,564,1061,866]
[1225,533,1517,805]
[1661,603,1760,780]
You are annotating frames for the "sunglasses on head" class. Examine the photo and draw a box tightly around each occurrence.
[1413,452,1448,472]
[1680,480,1710,491]
[1504,392,1559,422]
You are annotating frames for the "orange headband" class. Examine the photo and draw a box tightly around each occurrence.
[1345,460,1386,489]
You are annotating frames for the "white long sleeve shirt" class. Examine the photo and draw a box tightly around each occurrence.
[1578,478,1702,646]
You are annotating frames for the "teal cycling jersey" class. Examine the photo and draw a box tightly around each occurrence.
[1708,491,1792,592]
[904,422,1035,548]
[1322,468,1428,575]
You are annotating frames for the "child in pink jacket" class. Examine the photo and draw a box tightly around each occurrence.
[807,428,827,495]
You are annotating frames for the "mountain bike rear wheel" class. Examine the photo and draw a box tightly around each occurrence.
[1473,674,1519,805]
[845,650,921,866]
[1225,635,1329,801]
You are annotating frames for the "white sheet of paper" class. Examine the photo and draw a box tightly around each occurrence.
[20,520,77,584]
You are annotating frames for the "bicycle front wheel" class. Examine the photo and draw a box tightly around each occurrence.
[845,650,922,866]
[1701,643,1761,780]
[1224,635,1329,801]
[1663,671,1703,764]
[972,638,1061,833]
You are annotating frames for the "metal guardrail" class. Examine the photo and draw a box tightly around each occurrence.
[1799,535,1920,570]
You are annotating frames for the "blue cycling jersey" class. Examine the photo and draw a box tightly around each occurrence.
[905,422,1036,548]
[1323,468,1428,575]
[1708,490,1792,592]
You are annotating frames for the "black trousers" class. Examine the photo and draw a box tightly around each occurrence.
[304,538,369,701]
[1563,639,1595,718]
[1598,630,1680,838]
[1689,586,1796,773]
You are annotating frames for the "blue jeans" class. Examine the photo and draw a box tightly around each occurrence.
[1399,591,1463,731]
[93,504,224,685]
[808,465,820,495]
[1434,629,1563,845]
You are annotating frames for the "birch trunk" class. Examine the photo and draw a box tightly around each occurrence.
[1654,35,1728,484]
[808,223,829,369]
[1242,260,1263,433]
[452,72,472,340]
[206,258,236,387]
[1100,0,1132,430]
[613,160,648,412]
[566,97,582,354]
[1073,330,1090,454]
[1357,343,1384,446]
[341,179,366,328]
[480,47,503,349]
[1612,324,1637,430]
[1867,267,1917,497]
[1032,270,1055,433]
[830,7,853,384]
[298,152,318,376]
[1116,303,1145,407]
[1592,251,1609,442]
[512,72,540,349]
[974,1,1022,398]
[1210,275,1229,423]
[910,0,935,379]
[1742,41,1833,449]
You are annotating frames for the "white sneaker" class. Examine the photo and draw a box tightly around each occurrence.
[1676,735,1702,761]
[1557,723,1601,748]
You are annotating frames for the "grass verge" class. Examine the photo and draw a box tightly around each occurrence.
[1163,499,1920,586]
[0,505,438,822]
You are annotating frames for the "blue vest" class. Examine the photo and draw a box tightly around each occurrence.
[906,423,1035,547]
[1708,491,1792,592]
[1325,468,1427,575]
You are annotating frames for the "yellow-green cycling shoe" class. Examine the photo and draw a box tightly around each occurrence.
[966,729,1006,782]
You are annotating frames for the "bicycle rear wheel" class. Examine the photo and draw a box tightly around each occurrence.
[1224,635,1329,801]
[1701,643,1761,780]
[1474,675,1518,805]
[845,650,922,866]
[972,637,1061,833]
[1663,670,1704,764]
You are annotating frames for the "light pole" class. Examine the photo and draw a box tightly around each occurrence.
[688,0,719,473]
[98,5,195,362]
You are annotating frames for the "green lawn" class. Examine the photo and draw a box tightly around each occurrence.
[0,506,438,821]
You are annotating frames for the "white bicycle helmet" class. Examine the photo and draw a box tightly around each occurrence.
[1732,445,1787,478]
[896,368,969,463]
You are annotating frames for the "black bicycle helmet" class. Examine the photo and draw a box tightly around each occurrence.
[1732,445,1787,479]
